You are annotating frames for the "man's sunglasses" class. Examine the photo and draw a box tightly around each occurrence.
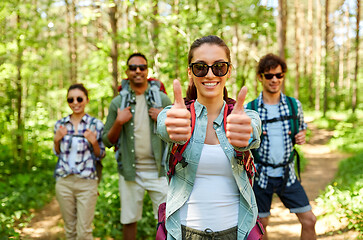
[262,73,284,80]
[67,97,84,103]
[189,62,230,77]
[128,64,148,71]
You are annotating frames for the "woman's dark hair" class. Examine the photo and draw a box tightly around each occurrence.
[67,83,89,99]
[186,35,230,101]
[257,53,287,76]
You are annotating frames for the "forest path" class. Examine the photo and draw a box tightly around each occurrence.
[267,121,357,240]
[19,121,358,239]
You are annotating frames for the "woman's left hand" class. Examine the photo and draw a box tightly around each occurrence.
[226,86,252,148]
[84,129,98,145]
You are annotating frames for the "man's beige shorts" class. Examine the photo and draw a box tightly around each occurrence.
[118,171,168,224]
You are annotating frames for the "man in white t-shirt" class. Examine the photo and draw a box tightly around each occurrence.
[102,53,172,240]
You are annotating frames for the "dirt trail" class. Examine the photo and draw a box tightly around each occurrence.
[267,122,357,240]
[19,122,358,239]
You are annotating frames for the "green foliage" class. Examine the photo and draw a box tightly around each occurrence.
[316,152,363,234]
[0,165,55,238]
[93,152,158,239]
[316,111,363,235]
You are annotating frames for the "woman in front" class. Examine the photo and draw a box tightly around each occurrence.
[53,83,105,240]
[157,35,261,239]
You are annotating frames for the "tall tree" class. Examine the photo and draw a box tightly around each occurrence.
[65,0,78,83]
[323,0,330,117]
[277,0,287,91]
[307,0,314,105]
[352,0,360,113]
[345,3,352,105]
[109,1,119,96]
[150,0,160,78]
[315,0,322,111]
[294,0,301,99]
[15,9,24,163]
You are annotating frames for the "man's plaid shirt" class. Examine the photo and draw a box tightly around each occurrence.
[251,92,307,189]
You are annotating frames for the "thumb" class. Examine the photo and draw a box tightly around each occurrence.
[233,86,248,113]
[173,79,185,109]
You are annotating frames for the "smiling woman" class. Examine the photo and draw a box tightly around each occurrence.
[157,35,262,240]
[53,83,106,239]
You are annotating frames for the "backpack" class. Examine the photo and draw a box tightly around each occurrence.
[156,99,265,240]
[246,96,301,184]
[118,78,166,109]
[56,117,103,183]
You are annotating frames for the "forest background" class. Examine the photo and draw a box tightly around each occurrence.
[0,0,362,239]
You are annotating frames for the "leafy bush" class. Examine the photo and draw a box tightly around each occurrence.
[93,152,158,239]
[0,167,55,238]
[315,111,363,236]
[316,152,363,234]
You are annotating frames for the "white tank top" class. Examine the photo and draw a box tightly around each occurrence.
[68,136,80,172]
[180,144,239,231]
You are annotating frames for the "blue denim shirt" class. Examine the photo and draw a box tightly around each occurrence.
[157,100,261,240]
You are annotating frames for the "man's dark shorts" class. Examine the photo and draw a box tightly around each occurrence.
[253,177,312,218]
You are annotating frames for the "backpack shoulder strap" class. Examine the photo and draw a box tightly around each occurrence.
[88,116,97,132]
[148,80,163,108]
[119,80,131,110]
[224,99,256,186]
[167,100,195,180]
[246,99,258,112]
[245,99,262,164]
[286,96,299,144]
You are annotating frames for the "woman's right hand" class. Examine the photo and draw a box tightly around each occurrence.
[54,126,68,143]
[165,79,191,142]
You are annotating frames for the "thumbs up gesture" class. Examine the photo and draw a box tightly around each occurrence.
[165,79,191,142]
[226,86,252,148]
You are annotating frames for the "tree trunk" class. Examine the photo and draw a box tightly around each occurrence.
[352,0,360,113]
[315,0,322,111]
[294,0,300,99]
[345,4,352,107]
[173,0,180,80]
[307,0,314,105]
[71,0,78,82]
[151,0,160,78]
[109,2,119,97]
[277,0,287,92]
[231,24,239,98]
[15,12,24,164]
[65,0,78,83]
[323,0,330,117]
[338,17,344,105]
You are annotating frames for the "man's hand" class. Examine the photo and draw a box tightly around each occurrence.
[149,108,162,121]
[116,107,133,125]
[164,79,191,142]
[294,130,306,145]
[54,126,67,143]
[226,86,252,148]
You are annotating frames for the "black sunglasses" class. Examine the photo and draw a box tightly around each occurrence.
[189,62,230,77]
[67,97,84,103]
[262,72,284,80]
[128,64,148,71]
